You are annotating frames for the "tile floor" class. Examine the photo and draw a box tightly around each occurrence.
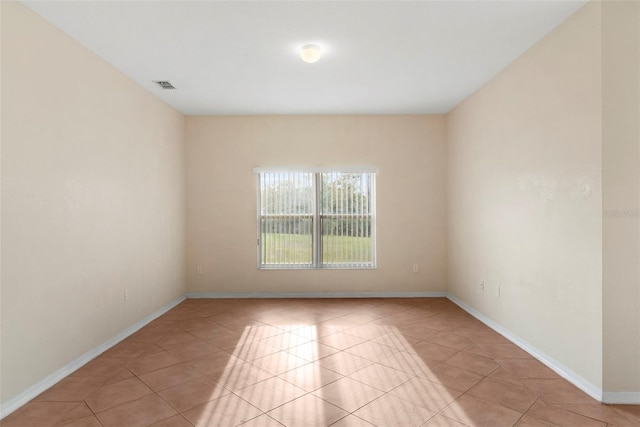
[3,298,640,427]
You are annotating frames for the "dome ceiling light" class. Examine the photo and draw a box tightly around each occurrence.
[300,44,322,63]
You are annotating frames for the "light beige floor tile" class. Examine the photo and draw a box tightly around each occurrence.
[147,414,193,426]
[35,376,106,402]
[206,360,274,391]
[85,377,153,413]
[268,394,348,427]
[230,340,281,362]
[525,400,606,427]
[127,351,181,375]
[421,362,484,392]
[244,324,286,340]
[70,356,135,378]
[2,402,78,427]
[422,414,471,426]
[237,414,284,427]
[314,351,373,376]
[188,350,243,376]
[318,332,367,351]
[56,415,103,427]
[389,377,462,412]
[167,341,220,362]
[251,351,309,375]
[514,414,558,426]
[496,358,560,379]
[444,352,499,376]
[344,340,399,362]
[377,350,438,379]
[139,363,203,392]
[344,324,389,340]
[279,363,343,392]
[549,403,639,427]
[329,415,376,426]
[348,362,411,392]
[54,402,94,426]
[260,332,312,350]
[439,394,523,427]
[95,395,176,427]
[521,379,600,404]
[353,393,436,426]
[156,332,203,351]
[370,331,421,352]
[394,324,440,341]
[488,366,527,387]
[312,377,384,412]
[286,341,340,362]
[235,376,307,412]
[611,405,640,424]
[411,341,460,363]
[467,377,537,412]
[158,376,230,412]
[423,332,474,351]
[102,341,163,358]
[182,394,263,427]
[476,343,534,359]
[189,324,238,341]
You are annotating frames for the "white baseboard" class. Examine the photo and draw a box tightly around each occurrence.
[446,294,605,402]
[0,296,186,420]
[186,291,448,299]
[603,392,640,404]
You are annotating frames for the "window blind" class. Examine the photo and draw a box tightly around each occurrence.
[257,170,376,269]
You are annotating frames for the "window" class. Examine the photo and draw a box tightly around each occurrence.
[255,168,376,269]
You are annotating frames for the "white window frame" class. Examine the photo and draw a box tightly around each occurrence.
[254,167,377,270]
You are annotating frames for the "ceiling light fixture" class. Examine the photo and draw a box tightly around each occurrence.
[300,44,322,63]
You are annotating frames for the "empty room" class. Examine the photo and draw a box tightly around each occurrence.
[1,0,639,426]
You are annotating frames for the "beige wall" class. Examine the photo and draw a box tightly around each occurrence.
[186,116,446,295]
[446,2,603,390]
[1,2,186,404]
[602,0,640,395]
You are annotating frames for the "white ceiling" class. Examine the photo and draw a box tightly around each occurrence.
[23,1,586,115]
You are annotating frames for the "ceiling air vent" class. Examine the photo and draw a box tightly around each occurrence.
[154,80,175,90]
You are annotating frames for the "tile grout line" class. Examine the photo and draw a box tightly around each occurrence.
[512,397,545,427]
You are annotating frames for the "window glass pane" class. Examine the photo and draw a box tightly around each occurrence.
[259,172,313,267]
[320,172,374,267]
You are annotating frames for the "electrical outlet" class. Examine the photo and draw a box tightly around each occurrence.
[480,282,485,291]
[197,265,203,274]
[412,264,419,273]
[124,289,130,301]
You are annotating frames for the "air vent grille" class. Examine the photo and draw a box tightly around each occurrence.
[154,81,175,90]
